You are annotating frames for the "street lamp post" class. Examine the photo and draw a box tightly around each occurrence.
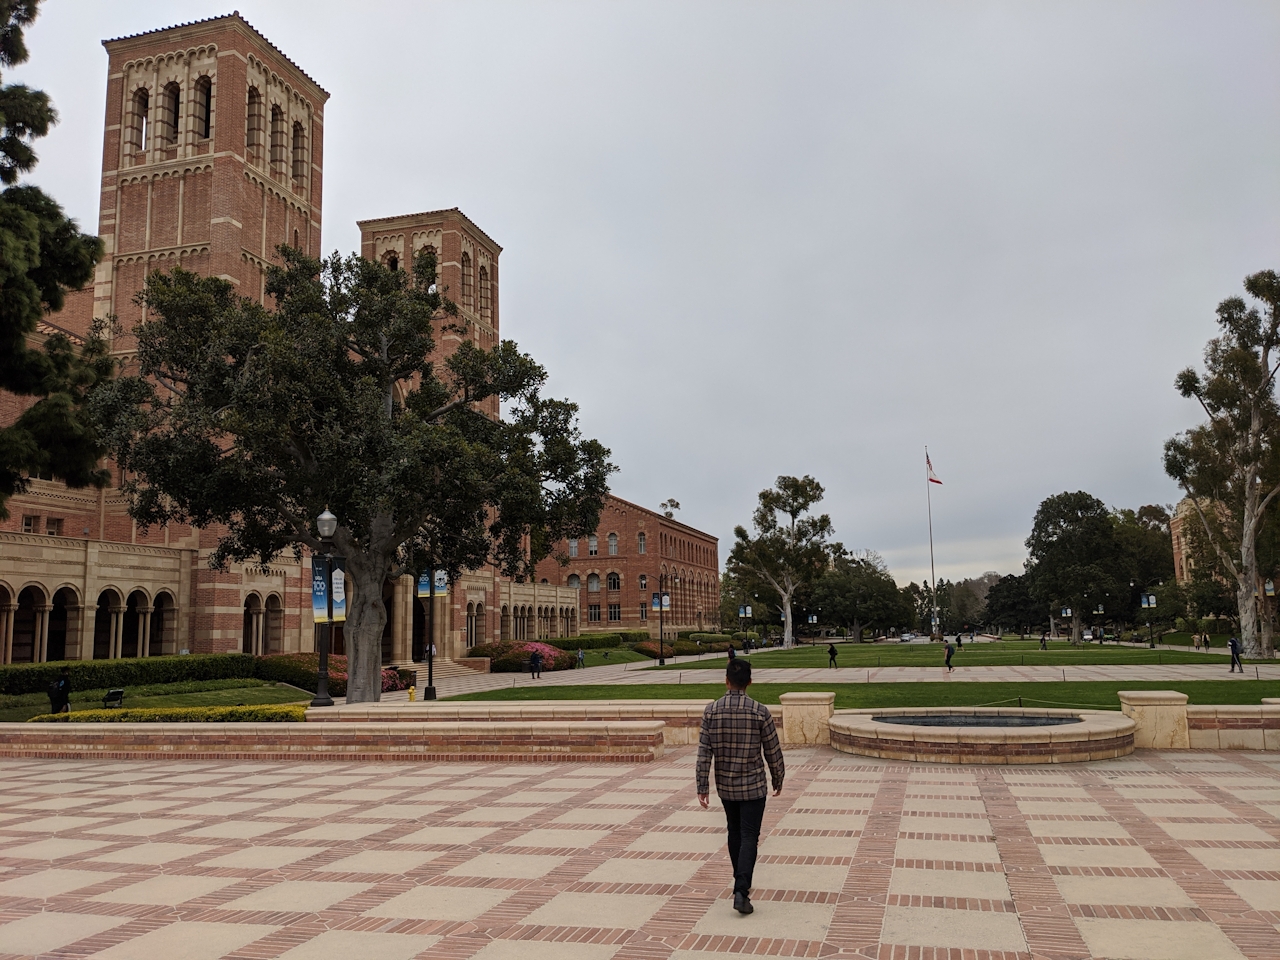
[311,509,338,708]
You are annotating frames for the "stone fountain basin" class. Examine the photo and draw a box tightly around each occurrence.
[829,706,1135,764]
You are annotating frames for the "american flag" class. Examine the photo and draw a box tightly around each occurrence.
[926,452,942,485]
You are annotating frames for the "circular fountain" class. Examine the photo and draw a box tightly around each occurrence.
[829,707,1135,764]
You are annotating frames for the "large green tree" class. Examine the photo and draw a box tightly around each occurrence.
[811,549,910,640]
[94,247,613,701]
[983,573,1040,637]
[0,0,108,516]
[728,475,833,647]
[1025,491,1130,645]
[1164,271,1280,658]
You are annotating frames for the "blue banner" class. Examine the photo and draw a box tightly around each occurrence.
[652,592,660,611]
[417,570,448,598]
[311,557,330,623]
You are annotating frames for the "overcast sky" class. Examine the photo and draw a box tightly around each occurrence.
[13,1,1280,584]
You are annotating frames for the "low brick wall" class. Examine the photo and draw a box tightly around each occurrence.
[0,720,666,763]
[1187,705,1280,750]
[307,699,717,746]
[455,657,490,673]
[829,709,1135,764]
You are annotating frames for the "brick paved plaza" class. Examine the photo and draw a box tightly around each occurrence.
[2,748,1280,959]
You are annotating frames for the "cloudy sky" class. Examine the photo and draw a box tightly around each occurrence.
[13,1,1280,584]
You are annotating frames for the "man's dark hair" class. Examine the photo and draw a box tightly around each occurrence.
[726,658,752,689]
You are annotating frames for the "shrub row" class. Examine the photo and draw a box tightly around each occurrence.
[0,654,256,696]
[28,704,307,723]
[469,641,576,672]
[633,640,701,658]
[0,653,413,699]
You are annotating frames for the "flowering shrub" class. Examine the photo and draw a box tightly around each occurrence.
[469,641,575,672]
[253,653,407,697]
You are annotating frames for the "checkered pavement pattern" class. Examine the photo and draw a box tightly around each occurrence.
[1,749,1279,959]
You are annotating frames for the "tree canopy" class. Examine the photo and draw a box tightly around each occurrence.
[0,0,108,516]
[728,475,833,646]
[94,246,613,701]
[810,549,910,640]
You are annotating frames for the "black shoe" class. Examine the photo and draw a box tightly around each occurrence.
[733,893,753,914]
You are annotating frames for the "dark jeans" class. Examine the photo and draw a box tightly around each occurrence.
[722,796,767,897]
[1231,651,1243,672]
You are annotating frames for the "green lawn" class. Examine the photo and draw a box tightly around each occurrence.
[0,681,310,722]
[449,679,1280,711]
[649,639,1240,671]
[578,649,650,668]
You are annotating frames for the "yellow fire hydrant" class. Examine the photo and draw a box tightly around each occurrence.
[408,685,416,702]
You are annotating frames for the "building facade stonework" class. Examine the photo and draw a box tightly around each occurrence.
[0,14,719,668]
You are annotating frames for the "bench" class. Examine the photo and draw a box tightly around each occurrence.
[102,689,124,709]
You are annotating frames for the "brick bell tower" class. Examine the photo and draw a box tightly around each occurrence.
[80,12,328,351]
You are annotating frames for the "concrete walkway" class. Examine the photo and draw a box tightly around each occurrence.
[377,654,1280,702]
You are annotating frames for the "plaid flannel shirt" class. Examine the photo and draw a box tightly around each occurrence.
[696,690,785,801]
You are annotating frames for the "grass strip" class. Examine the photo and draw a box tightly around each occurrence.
[448,679,1280,711]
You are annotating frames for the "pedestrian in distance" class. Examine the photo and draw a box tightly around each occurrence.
[577,648,585,669]
[944,638,955,673]
[47,666,71,714]
[956,631,964,650]
[696,657,785,916]
[1039,632,1048,651]
[828,642,838,668]
[1229,635,1244,673]
[530,649,543,680]
[728,646,736,662]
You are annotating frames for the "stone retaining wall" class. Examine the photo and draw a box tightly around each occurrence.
[1186,705,1280,750]
[0,720,666,762]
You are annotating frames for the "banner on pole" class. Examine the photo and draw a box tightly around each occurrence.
[330,558,347,623]
[652,593,660,611]
[311,557,331,623]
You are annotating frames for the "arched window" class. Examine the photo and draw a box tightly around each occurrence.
[607,572,621,591]
[293,228,300,249]
[607,532,618,556]
[194,76,212,139]
[291,120,307,184]
[245,87,264,165]
[160,82,181,144]
[568,538,578,558]
[128,88,150,153]
[568,574,581,589]
[269,104,286,177]
[419,243,438,284]
[588,534,598,556]
[587,574,600,593]
[638,532,646,555]
[478,266,491,323]
[383,250,399,272]
[461,252,473,308]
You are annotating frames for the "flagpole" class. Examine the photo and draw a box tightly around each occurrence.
[926,446,938,639]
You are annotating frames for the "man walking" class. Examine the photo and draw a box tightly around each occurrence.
[1229,635,1244,673]
[828,642,838,668]
[944,638,955,673]
[529,648,543,680]
[696,658,784,916]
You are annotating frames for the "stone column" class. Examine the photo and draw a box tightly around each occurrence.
[110,605,125,659]
[391,576,411,663]
[779,692,836,745]
[139,604,153,657]
[1119,690,1189,749]
[64,603,83,660]
[35,604,52,662]
[2,602,17,664]
[252,609,264,656]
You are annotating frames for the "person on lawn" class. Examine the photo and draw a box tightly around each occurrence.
[944,639,955,673]
[828,643,838,668]
[696,658,784,916]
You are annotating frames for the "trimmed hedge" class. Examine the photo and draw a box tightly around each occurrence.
[634,640,700,658]
[547,635,623,651]
[28,704,307,723]
[469,641,575,672]
[0,654,256,696]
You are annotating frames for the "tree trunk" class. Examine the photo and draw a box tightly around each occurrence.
[782,596,794,647]
[342,549,390,703]
[1070,610,1082,646]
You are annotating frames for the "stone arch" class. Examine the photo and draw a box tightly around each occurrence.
[48,586,82,663]
[291,120,307,186]
[159,81,181,145]
[151,590,177,656]
[269,104,287,177]
[93,588,125,660]
[194,74,213,139]
[501,604,511,641]
[11,584,49,664]
[246,86,265,165]
[128,86,150,153]
[466,601,477,648]
[474,603,486,646]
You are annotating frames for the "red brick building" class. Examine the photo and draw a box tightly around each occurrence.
[0,14,719,666]
[534,497,720,638]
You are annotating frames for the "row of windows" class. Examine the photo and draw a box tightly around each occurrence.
[567,571,720,595]
[586,603,630,623]
[384,247,493,324]
[569,532,646,558]
[247,88,307,184]
[126,79,213,155]
[21,515,63,536]
[661,531,714,566]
